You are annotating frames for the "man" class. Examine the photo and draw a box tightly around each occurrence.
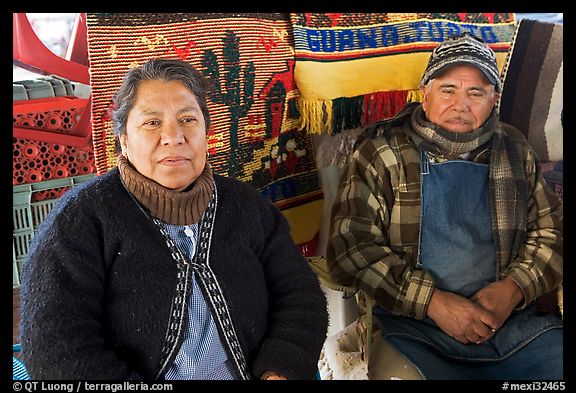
[326,32,563,380]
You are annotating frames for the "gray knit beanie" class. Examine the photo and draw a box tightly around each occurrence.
[420,32,502,92]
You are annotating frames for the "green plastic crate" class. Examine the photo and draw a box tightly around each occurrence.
[13,174,96,288]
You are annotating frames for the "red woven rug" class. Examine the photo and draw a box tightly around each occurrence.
[86,13,321,209]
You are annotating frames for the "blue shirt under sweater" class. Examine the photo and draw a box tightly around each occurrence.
[162,223,237,380]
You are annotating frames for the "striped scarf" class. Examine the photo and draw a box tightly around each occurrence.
[404,104,528,268]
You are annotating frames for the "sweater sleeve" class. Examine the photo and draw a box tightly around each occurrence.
[19,188,143,380]
[250,197,329,380]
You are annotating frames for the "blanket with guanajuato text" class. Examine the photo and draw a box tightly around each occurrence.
[290,13,516,135]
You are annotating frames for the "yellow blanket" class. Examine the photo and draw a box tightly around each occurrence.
[291,13,516,134]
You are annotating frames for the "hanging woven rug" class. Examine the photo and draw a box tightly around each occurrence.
[86,13,322,210]
[291,13,516,134]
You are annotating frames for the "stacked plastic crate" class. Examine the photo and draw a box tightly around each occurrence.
[13,75,96,288]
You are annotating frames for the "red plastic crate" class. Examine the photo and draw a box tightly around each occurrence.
[13,137,96,186]
[13,96,91,147]
[13,93,96,186]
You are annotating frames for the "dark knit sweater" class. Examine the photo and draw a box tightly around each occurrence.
[19,169,328,380]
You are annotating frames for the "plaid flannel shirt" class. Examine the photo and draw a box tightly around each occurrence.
[326,122,563,320]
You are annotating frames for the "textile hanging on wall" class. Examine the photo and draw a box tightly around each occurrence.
[291,13,516,135]
[499,19,563,163]
[86,13,322,210]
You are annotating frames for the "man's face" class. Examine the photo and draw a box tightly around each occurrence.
[421,64,499,133]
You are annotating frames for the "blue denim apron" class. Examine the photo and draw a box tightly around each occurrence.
[374,150,562,377]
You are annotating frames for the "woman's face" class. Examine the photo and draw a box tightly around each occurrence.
[421,64,499,133]
[120,79,207,191]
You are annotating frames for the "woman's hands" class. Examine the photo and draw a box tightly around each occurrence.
[261,371,288,380]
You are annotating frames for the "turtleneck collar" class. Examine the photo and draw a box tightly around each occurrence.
[117,154,215,225]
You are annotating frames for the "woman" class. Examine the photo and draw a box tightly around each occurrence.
[20,58,328,380]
